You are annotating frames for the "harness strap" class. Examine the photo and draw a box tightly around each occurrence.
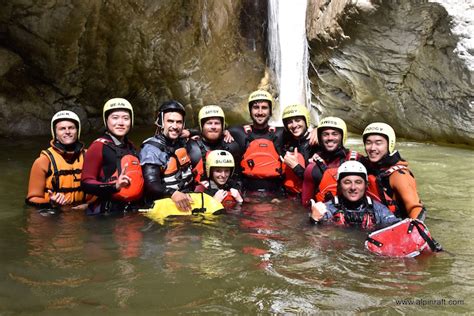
[366,236,383,247]
[411,220,443,252]
[44,149,60,192]
[313,153,327,173]
[347,150,358,161]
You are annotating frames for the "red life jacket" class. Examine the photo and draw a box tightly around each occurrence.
[315,150,359,202]
[281,151,306,194]
[95,138,144,202]
[241,125,282,179]
[366,164,408,214]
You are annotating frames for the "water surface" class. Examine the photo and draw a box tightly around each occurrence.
[0,132,473,314]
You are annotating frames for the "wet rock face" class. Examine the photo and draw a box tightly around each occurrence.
[0,0,267,137]
[307,0,474,145]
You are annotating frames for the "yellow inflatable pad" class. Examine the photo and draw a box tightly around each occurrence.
[139,192,224,223]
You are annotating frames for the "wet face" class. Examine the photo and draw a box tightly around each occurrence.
[339,175,366,202]
[55,120,78,145]
[106,110,131,139]
[250,101,271,127]
[202,117,223,142]
[320,128,342,152]
[211,167,231,186]
[364,134,389,163]
[284,117,307,138]
[162,112,184,140]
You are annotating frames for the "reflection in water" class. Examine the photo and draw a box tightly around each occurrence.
[0,136,473,313]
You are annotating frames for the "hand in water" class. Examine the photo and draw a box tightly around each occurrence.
[171,191,193,212]
[48,190,69,206]
[229,188,243,203]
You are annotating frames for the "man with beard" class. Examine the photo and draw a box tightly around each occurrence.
[301,117,362,207]
[140,100,195,211]
[186,105,242,186]
[228,90,285,193]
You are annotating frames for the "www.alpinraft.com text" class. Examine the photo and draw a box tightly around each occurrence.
[395,298,465,306]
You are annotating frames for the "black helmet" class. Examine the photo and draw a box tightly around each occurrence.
[156,100,186,127]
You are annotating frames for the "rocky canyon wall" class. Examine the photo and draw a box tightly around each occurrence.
[307,0,474,145]
[1,0,473,145]
[0,0,267,136]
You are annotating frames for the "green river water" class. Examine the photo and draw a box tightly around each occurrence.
[0,130,473,315]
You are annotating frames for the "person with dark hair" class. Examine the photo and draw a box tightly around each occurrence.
[81,98,143,214]
[140,100,195,211]
[228,90,285,194]
[309,161,399,229]
[301,117,362,206]
[280,104,317,196]
[362,122,425,220]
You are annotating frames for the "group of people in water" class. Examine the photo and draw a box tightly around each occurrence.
[26,90,427,231]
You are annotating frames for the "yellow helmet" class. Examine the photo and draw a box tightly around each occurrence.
[282,104,310,130]
[362,122,396,153]
[317,117,347,146]
[248,90,273,113]
[198,105,225,130]
[51,110,81,139]
[103,98,134,127]
[205,150,235,178]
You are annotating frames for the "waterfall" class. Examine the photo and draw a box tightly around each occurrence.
[268,0,313,125]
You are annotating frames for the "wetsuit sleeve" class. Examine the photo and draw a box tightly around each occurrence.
[228,126,247,150]
[81,141,118,197]
[187,128,200,138]
[301,163,322,207]
[292,164,305,179]
[26,154,51,206]
[389,170,424,219]
[142,163,172,200]
[186,140,203,169]
[373,201,400,227]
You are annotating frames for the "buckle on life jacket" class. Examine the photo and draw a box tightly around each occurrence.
[247,159,255,169]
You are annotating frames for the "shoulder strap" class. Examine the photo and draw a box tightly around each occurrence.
[382,164,408,177]
[243,125,252,134]
[347,150,358,161]
[313,153,327,172]
[43,149,60,192]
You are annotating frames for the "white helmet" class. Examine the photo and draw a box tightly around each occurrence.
[337,161,368,181]
[51,110,81,139]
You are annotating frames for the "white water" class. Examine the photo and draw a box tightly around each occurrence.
[268,0,312,124]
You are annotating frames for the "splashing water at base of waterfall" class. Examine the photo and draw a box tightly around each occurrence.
[268,0,314,126]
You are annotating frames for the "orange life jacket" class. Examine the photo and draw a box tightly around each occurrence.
[281,151,306,194]
[366,164,408,214]
[241,125,282,179]
[42,147,86,204]
[314,150,358,202]
[191,140,210,183]
[95,138,144,202]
